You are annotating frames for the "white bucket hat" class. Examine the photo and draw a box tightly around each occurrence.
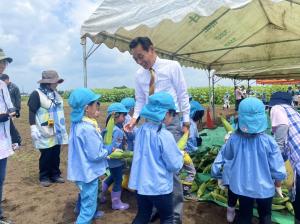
[0,49,13,63]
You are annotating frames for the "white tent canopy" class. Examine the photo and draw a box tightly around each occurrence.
[81,0,300,81]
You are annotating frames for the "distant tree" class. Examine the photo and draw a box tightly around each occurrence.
[113,85,128,89]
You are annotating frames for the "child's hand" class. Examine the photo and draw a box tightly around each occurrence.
[275,187,284,198]
[113,148,123,153]
[217,179,225,190]
[124,118,137,132]
[275,181,284,198]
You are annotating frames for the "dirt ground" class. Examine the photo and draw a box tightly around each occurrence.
[2,102,236,224]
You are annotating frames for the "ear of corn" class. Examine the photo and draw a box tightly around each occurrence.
[285,202,294,215]
[272,197,289,204]
[177,131,193,165]
[104,114,115,145]
[190,182,198,193]
[107,149,124,159]
[123,151,134,158]
[197,182,207,198]
[271,204,286,210]
[183,152,193,165]
[107,149,133,159]
[283,160,294,189]
[220,116,234,133]
[210,192,227,204]
[177,131,189,151]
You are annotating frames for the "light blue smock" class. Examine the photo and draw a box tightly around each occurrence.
[103,124,126,168]
[129,122,184,195]
[211,145,231,185]
[186,120,198,153]
[223,132,286,198]
[67,121,112,183]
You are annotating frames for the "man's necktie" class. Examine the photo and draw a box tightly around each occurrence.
[149,68,155,96]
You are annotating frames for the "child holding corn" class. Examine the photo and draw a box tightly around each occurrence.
[181,100,204,199]
[100,103,130,210]
[67,88,113,224]
[121,97,136,151]
[129,92,184,223]
[224,97,286,224]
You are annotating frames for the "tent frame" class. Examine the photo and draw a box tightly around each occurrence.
[82,38,102,87]
[81,36,258,121]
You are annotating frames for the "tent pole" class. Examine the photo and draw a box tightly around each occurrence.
[208,69,211,109]
[212,71,216,121]
[82,38,88,88]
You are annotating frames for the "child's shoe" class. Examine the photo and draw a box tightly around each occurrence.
[111,191,129,210]
[93,210,104,219]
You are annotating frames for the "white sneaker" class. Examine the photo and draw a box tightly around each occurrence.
[226,207,236,223]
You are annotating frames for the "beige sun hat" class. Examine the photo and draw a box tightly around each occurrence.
[37,70,64,84]
[0,49,13,63]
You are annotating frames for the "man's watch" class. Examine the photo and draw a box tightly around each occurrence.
[183,122,190,129]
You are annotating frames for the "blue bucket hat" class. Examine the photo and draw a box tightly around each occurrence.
[107,102,129,115]
[190,100,204,118]
[269,92,292,107]
[120,97,135,110]
[140,92,176,122]
[238,97,267,134]
[68,88,101,122]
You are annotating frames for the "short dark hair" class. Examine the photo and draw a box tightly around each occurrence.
[129,37,153,51]
[0,74,9,81]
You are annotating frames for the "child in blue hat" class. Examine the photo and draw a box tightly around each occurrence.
[67,88,113,224]
[187,100,204,152]
[120,97,136,151]
[181,100,204,198]
[129,92,184,223]
[223,97,286,223]
[100,102,130,210]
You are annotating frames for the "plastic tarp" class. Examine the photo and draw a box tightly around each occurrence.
[81,0,300,80]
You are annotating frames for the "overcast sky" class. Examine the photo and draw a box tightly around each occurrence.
[0,0,235,93]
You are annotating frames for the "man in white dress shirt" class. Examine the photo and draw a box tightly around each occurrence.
[125,36,190,224]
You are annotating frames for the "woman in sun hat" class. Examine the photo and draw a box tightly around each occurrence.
[224,97,286,224]
[27,70,68,187]
[269,91,300,224]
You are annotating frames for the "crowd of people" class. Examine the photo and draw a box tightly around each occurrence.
[0,36,299,224]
